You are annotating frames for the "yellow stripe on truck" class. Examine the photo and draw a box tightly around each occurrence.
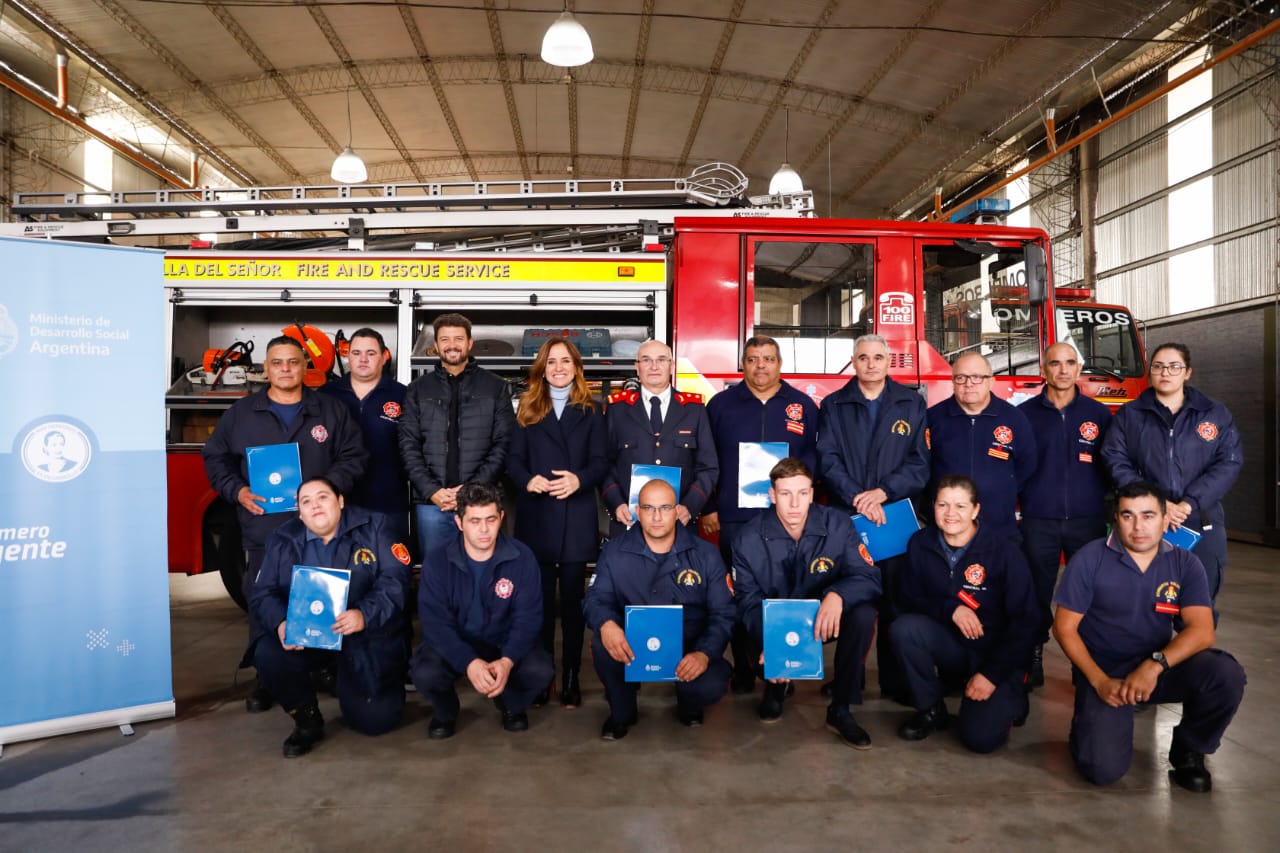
[163,256,665,284]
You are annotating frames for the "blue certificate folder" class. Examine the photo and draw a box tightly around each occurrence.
[247,442,302,513]
[762,599,824,680]
[738,442,789,508]
[852,498,921,561]
[628,464,682,518]
[624,605,683,682]
[284,565,352,651]
[1163,525,1202,550]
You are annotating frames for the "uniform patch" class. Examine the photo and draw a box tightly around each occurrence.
[786,420,805,435]
[891,419,911,436]
[809,556,834,575]
[786,403,804,421]
[1078,452,1093,464]
[858,543,874,565]
[311,424,329,443]
[924,427,931,451]
[1079,421,1099,441]
[963,563,986,586]
[993,425,1013,445]
[608,389,639,405]
[391,543,411,565]
[383,401,402,418]
[494,577,514,599]
[987,447,1009,460]
[1155,580,1181,613]
[673,391,704,405]
[957,590,981,610]
[353,547,376,565]
[1197,421,1218,442]
[677,568,703,586]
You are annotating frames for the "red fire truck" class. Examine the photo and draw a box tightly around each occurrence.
[2,164,1147,603]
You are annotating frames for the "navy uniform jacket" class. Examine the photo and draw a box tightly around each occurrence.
[926,395,1037,536]
[320,374,409,515]
[817,377,930,514]
[583,524,735,660]
[416,533,543,673]
[202,387,368,549]
[601,388,719,519]
[731,503,881,648]
[249,507,411,694]
[705,379,818,525]
[1017,387,1112,520]
[1099,386,1242,531]
[899,523,1037,685]
[506,402,609,563]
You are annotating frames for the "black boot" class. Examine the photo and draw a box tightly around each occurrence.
[898,700,950,741]
[758,682,788,722]
[1028,644,1045,689]
[245,679,273,713]
[282,703,325,758]
[560,668,581,708]
[1168,739,1212,792]
[532,682,552,708]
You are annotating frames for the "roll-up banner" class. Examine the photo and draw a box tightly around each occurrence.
[0,237,174,750]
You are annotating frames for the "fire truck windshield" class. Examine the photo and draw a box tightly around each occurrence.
[1056,304,1145,378]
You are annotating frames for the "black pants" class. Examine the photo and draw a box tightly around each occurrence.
[254,640,403,735]
[411,644,555,722]
[1021,516,1106,643]
[591,635,731,723]
[717,521,756,680]
[874,554,908,696]
[539,560,587,673]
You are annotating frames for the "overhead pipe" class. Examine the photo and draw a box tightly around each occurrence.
[55,50,67,110]
[939,15,1280,221]
[0,65,194,190]
[1043,107,1057,154]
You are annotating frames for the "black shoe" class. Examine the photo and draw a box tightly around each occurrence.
[819,680,834,700]
[245,681,274,713]
[312,664,338,697]
[677,704,704,727]
[1028,644,1045,689]
[826,706,872,750]
[899,700,950,741]
[532,685,551,708]
[560,669,581,709]
[502,711,529,732]
[427,718,456,740]
[758,682,788,722]
[281,704,324,758]
[1168,740,1212,792]
[1012,692,1030,728]
[600,717,632,741]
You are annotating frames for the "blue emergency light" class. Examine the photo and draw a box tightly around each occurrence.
[949,197,1011,224]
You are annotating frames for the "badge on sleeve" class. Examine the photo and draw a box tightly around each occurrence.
[311,424,329,444]
[925,427,931,450]
[494,578,514,599]
[391,543,411,565]
[858,543,874,565]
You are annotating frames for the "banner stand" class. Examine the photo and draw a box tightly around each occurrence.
[0,701,175,757]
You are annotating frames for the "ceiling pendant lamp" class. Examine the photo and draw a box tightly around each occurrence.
[541,6,594,67]
[331,88,367,184]
[769,110,804,195]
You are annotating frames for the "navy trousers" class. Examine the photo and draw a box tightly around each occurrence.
[1069,648,1245,786]
[892,613,1028,754]
[411,643,554,722]
[591,635,731,723]
[1021,516,1107,643]
[540,561,587,673]
[717,520,756,681]
[874,554,908,697]
[254,640,404,736]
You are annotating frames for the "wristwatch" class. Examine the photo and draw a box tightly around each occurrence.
[1151,650,1171,672]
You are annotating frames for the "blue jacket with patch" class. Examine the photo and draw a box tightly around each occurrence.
[730,503,881,647]
[320,374,408,515]
[1017,387,1112,520]
[583,524,734,660]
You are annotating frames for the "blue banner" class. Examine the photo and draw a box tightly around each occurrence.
[0,237,174,746]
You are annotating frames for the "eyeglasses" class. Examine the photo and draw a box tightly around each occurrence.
[952,374,992,385]
[637,504,676,515]
[1150,362,1187,375]
[637,356,671,366]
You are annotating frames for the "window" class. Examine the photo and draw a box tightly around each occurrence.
[750,240,873,373]
[1056,305,1144,378]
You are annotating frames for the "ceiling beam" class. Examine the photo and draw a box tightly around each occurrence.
[676,0,745,174]
[620,0,655,178]
[396,0,477,181]
[483,0,530,180]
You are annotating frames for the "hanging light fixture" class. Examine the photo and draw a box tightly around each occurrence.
[541,5,593,67]
[331,88,367,184]
[769,110,804,195]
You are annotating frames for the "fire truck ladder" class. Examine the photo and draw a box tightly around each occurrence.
[2,162,813,251]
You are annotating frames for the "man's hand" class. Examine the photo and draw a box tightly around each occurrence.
[431,486,460,511]
[466,658,498,695]
[1118,660,1161,706]
[700,512,720,536]
[1167,500,1193,530]
[676,504,692,526]
[547,470,580,499]
[952,605,984,640]
[600,620,634,664]
[1091,675,1127,708]
[332,609,366,636]
[278,620,303,651]
[760,652,788,685]
[964,672,996,701]
[675,651,709,682]
[237,486,266,516]
[526,475,552,494]
[614,503,635,527]
[484,657,514,698]
[852,488,889,525]
[815,591,843,641]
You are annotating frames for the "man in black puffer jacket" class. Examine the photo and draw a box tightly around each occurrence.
[399,313,516,557]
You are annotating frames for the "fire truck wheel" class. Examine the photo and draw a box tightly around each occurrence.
[203,501,248,611]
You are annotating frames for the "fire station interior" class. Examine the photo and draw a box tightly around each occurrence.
[3,2,1280,850]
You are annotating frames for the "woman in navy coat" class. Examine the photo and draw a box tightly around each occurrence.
[507,337,609,707]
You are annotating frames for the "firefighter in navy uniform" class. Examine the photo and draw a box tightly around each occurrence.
[601,339,718,537]
[894,475,1037,753]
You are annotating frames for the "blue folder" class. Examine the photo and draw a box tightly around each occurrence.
[737,442,789,508]
[852,498,921,561]
[762,599,823,680]
[284,565,351,650]
[624,605,683,682]
[247,442,302,514]
[628,464,682,520]
[1163,525,1202,551]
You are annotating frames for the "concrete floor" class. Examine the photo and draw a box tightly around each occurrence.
[2,544,1278,852]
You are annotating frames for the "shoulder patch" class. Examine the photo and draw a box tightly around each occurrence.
[673,390,704,405]
[391,543,411,565]
[608,389,639,405]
